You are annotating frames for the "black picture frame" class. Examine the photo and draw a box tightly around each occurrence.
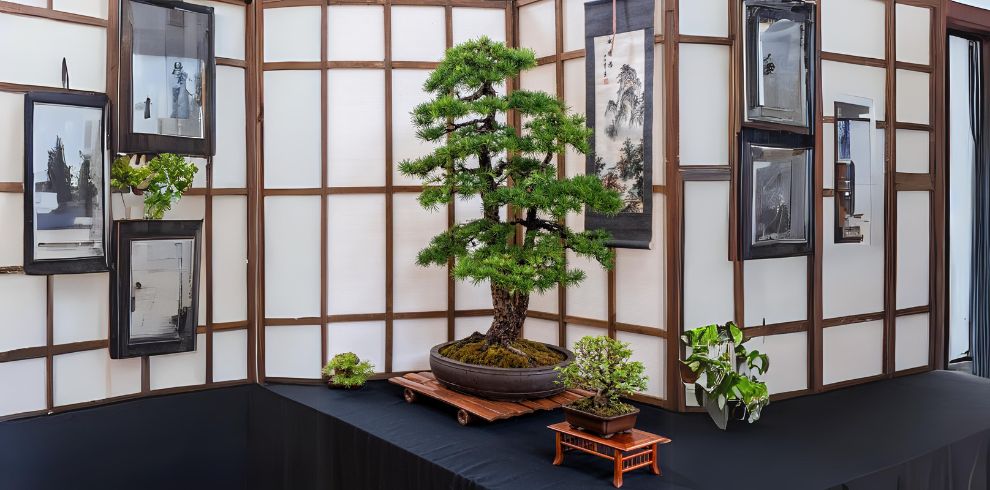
[743,0,816,131]
[740,128,815,260]
[23,91,110,275]
[110,219,202,359]
[119,0,216,157]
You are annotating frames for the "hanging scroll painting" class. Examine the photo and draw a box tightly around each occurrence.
[584,0,654,249]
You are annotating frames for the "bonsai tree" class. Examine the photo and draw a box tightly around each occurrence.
[556,336,648,417]
[399,37,622,368]
[322,352,375,389]
[680,322,770,429]
[111,153,198,219]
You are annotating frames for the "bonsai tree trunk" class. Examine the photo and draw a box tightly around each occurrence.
[486,284,529,347]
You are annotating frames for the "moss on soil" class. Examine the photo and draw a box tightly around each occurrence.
[569,397,637,418]
[440,337,566,368]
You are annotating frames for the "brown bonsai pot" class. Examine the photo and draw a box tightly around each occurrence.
[429,341,574,401]
[562,404,640,437]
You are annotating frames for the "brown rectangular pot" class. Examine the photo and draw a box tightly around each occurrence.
[562,405,640,437]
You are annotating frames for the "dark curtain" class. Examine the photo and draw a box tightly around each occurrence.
[971,39,990,378]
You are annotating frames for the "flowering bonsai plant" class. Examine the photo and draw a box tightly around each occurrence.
[111,153,198,219]
[322,352,375,389]
[680,322,770,430]
[556,336,648,436]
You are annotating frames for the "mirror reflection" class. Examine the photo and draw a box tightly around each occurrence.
[744,1,813,128]
[750,145,811,247]
[129,238,195,344]
[833,98,879,244]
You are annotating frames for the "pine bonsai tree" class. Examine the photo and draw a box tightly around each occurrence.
[399,37,623,367]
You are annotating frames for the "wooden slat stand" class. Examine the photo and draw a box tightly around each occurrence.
[549,422,671,488]
[389,372,591,426]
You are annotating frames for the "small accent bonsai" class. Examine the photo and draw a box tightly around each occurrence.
[398,37,623,369]
[111,153,198,219]
[556,336,648,417]
[680,322,770,428]
[322,352,375,389]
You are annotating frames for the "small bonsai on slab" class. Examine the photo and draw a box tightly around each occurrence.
[322,352,375,389]
[557,336,648,417]
[399,37,623,369]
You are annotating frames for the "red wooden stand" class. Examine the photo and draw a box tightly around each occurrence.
[548,422,671,488]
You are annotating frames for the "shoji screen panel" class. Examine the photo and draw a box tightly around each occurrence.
[260,0,508,380]
[0,1,254,420]
[517,0,668,402]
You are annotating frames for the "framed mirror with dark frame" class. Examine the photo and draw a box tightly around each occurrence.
[119,0,216,157]
[743,0,816,130]
[23,91,110,275]
[833,96,880,244]
[740,128,815,260]
[110,220,202,359]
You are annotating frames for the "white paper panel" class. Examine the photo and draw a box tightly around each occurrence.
[518,0,556,58]
[328,6,385,61]
[563,58,586,179]
[4,0,44,6]
[0,358,46,417]
[896,130,930,173]
[529,288,559,314]
[328,194,386,314]
[0,92,23,182]
[52,273,108,344]
[213,329,248,382]
[53,0,107,18]
[54,350,141,406]
[213,196,248,323]
[822,197,886,318]
[824,322,884,385]
[616,195,665,328]
[149,334,207,390]
[683,181,734,329]
[392,6,446,62]
[328,70,386,187]
[561,0,584,52]
[895,314,929,371]
[565,253,607,321]
[190,157,208,189]
[896,70,930,125]
[0,193,22,266]
[188,1,246,60]
[651,45,664,184]
[392,69,435,186]
[0,14,105,91]
[744,257,807,327]
[522,318,558,346]
[263,71,322,188]
[328,321,386,373]
[265,196,321,318]
[393,193,447,312]
[566,324,605,351]
[452,195,495,311]
[680,0,728,37]
[897,191,930,309]
[616,331,664,398]
[896,4,931,66]
[265,325,321,378]
[263,6,321,62]
[452,8,506,45]
[520,63,557,96]
[453,316,488,341]
[822,62,886,120]
[821,0,886,60]
[393,319,446,372]
[746,332,807,395]
[214,66,247,188]
[0,275,46,352]
[679,44,729,165]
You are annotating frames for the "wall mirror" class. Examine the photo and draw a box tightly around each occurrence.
[743,0,816,130]
[23,92,110,275]
[740,129,814,260]
[120,0,215,156]
[111,220,202,359]
[833,96,880,244]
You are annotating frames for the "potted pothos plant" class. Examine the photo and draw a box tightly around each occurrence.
[322,352,375,389]
[110,153,198,219]
[399,37,623,401]
[556,336,648,437]
[680,322,770,430]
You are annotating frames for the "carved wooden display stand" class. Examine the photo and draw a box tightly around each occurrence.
[389,372,591,425]
[548,422,671,488]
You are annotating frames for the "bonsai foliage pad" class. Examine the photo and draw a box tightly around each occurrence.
[389,372,592,426]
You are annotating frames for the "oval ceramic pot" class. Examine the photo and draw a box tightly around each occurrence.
[562,405,640,438]
[429,341,574,401]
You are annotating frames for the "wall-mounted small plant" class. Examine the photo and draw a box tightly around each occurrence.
[322,352,375,389]
[111,153,198,220]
